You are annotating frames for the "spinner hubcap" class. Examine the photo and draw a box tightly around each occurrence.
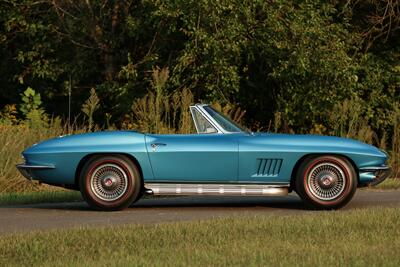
[318,174,337,188]
[102,176,118,189]
[307,162,346,201]
[90,163,128,201]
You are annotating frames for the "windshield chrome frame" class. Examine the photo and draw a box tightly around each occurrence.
[189,104,243,134]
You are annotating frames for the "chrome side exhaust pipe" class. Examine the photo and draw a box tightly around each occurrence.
[144,183,289,196]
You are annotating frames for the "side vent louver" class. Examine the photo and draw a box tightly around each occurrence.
[255,158,283,177]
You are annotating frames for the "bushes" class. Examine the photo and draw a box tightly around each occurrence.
[0,1,399,192]
[0,2,398,126]
[1,1,398,130]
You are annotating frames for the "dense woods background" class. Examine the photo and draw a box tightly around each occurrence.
[0,0,399,191]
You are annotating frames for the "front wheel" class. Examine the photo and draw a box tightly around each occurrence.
[79,155,142,211]
[295,155,357,209]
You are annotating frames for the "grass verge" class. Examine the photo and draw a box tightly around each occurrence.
[0,190,82,206]
[373,178,400,190]
[0,208,399,266]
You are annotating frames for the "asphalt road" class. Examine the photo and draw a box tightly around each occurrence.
[0,190,399,235]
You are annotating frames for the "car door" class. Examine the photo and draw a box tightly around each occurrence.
[145,134,238,182]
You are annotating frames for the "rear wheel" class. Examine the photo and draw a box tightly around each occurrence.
[295,155,357,209]
[79,155,142,211]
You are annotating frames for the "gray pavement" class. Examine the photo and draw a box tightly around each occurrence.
[0,190,399,235]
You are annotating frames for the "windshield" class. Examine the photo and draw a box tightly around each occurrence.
[203,106,248,133]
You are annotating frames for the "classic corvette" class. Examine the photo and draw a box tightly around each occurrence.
[17,104,391,211]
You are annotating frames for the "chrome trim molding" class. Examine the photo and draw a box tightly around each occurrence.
[359,165,391,186]
[150,180,290,185]
[359,165,390,172]
[190,105,224,134]
[16,164,55,169]
[190,104,248,134]
[195,105,226,133]
[16,164,55,180]
[144,183,289,196]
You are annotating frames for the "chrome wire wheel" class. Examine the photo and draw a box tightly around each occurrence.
[306,162,346,201]
[90,163,128,202]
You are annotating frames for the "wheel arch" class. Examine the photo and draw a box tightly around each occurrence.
[74,153,144,190]
[290,153,359,189]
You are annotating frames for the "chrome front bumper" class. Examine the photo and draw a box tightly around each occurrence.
[16,164,55,180]
[359,165,391,186]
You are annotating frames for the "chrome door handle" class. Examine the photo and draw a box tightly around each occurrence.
[151,143,167,151]
[151,143,167,148]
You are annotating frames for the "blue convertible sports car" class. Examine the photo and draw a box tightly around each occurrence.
[17,104,391,211]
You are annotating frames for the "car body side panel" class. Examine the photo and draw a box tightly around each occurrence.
[22,131,153,185]
[238,133,388,184]
[21,130,388,187]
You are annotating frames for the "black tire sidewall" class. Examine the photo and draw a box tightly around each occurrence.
[79,155,141,211]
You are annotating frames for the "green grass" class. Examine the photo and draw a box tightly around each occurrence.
[0,190,82,206]
[0,207,399,266]
[373,178,400,190]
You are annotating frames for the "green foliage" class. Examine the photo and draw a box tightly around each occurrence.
[389,104,400,179]
[128,66,247,134]
[0,104,18,125]
[328,96,375,144]
[0,0,399,185]
[81,88,100,131]
[19,87,48,129]
[212,102,246,124]
[19,87,42,116]
[128,67,195,134]
[0,0,398,134]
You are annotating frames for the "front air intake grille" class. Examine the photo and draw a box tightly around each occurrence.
[255,158,283,176]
